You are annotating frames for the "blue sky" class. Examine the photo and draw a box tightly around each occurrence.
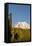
[8,4,30,26]
[31,5,32,24]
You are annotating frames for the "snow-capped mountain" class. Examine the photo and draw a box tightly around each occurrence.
[14,22,30,29]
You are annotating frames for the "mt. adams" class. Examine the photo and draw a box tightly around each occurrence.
[14,22,30,29]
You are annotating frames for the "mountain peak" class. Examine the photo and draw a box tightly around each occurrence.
[14,22,30,29]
